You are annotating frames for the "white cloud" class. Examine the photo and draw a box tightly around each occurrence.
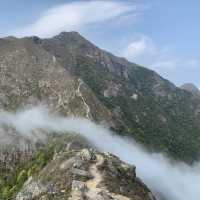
[1,105,200,200]
[122,35,200,74]
[11,0,138,38]
[122,36,157,60]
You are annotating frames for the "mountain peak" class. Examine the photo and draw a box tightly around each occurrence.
[180,83,200,96]
[54,31,87,41]
[58,31,81,36]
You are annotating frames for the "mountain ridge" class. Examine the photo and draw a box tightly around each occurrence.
[1,31,199,162]
[0,31,200,199]
[25,31,200,163]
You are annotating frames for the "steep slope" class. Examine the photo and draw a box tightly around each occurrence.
[33,31,200,163]
[0,32,199,199]
[0,36,115,198]
[0,36,115,146]
[0,131,157,200]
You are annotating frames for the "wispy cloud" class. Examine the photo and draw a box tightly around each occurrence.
[11,0,138,38]
[122,35,158,60]
[121,35,200,76]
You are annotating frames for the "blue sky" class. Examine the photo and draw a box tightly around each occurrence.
[1,0,200,87]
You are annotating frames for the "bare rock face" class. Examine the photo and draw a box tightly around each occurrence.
[103,82,121,98]
[16,148,156,200]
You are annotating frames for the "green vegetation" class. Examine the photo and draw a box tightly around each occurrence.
[0,134,77,199]
[0,147,53,199]
[75,56,200,163]
[39,31,200,163]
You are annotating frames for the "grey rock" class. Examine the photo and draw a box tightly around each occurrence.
[78,148,96,161]
[71,180,86,192]
[16,181,47,200]
[71,168,91,178]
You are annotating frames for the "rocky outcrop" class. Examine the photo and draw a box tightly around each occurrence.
[180,83,200,97]
[16,148,156,200]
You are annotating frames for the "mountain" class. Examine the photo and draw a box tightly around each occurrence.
[0,31,200,199]
[0,36,115,199]
[181,83,200,97]
[0,36,114,122]
[0,36,114,147]
[1,32,200,163]
[31,31,200,163]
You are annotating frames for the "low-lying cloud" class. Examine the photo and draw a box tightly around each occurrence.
[0,106,199,200]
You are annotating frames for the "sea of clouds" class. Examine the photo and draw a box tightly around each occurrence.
[0,106,199,200]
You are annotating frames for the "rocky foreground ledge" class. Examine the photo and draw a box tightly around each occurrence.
[16,147,156,200]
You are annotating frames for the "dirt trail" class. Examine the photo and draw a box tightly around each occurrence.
[86,154,104,198]
[76,79,90,119]
[86,154,104,189]
[86,154,130,200]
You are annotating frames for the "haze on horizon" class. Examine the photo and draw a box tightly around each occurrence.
[1,0,199,87]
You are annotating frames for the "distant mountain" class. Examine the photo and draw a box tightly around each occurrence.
[181,83,200,97]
